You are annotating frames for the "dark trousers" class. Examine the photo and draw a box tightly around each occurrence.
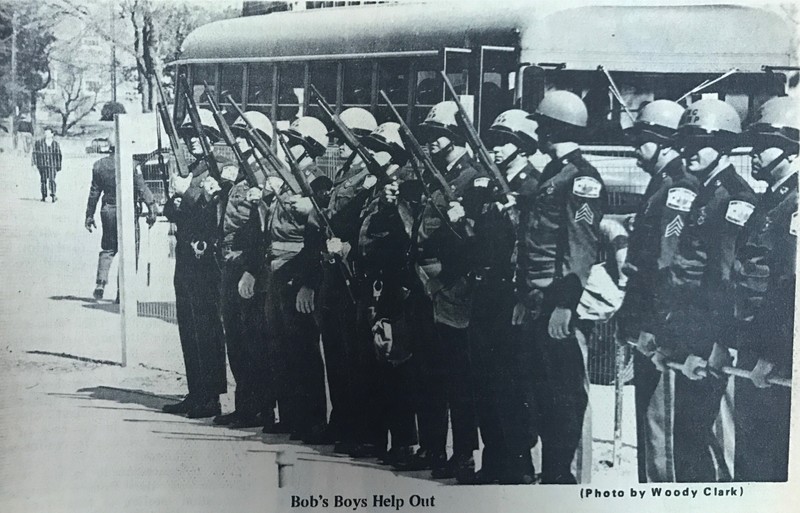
[375,360,419,449]
[469,278,537,474]
[220,259,270,418]
[173,243,227,400]
[672,372,729,482]
[38,167,56,198]
[263,262,326,434]
[320,267,380,444]
[530,312,589,484]
[414,304,478,458]
[633,350,674,482]
[96,206,117,284]
[734,351,790,482]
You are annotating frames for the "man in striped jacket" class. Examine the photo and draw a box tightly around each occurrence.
[32,128,62,202]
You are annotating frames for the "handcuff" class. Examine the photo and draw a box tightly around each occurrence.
[190,240,208,259]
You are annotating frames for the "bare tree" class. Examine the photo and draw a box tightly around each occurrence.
[43,63,103,135]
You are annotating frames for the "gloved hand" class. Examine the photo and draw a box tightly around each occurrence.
[511,302,528,326]
[495,193,517,212]
[651,351,669,372]
[548,307,572,339]
[680,354,707,381]
[447,201,465,223]
[295,285,315,314]
[85,217,96,233]
[202,176,221,197]
[265,176,285,196]
[238,271,255,299]
[381,181,399,206]
[326,237,351,260]
[635,331,657,357]
[287,195,313,216]
[707,342,733,374]
[750,358,775,389]
[246,187,263,204]
[171,174,192,196]
[146,207,157,227]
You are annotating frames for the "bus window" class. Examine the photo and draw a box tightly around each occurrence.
[413,57,443,125]
[343,60,373,107]
[478,48,517,132]
[376,59,411,123]
[520,65,545,113]
[219,64,244,111]
[278,62,306,122]
[307,61,339,119]
[191,64,217,105]
[247,63,275,107]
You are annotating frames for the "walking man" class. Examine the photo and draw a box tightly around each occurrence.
[32,128,62,202]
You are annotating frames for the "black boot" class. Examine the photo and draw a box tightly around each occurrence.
[162,395,196,414]
[187,397,222,419]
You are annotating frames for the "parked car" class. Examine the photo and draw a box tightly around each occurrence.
[86,137,112,154]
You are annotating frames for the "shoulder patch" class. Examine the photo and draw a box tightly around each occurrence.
[666,187,696,213]
[362,175,378,190]
[791,211,799,236]
[725,200,755,227]
[474,177,490,188]
[573,176,601,198]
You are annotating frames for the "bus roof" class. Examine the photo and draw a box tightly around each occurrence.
[526,5,795,73]
[176,2,528,64]
[176,2,795,72]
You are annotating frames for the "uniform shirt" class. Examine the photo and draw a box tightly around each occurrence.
[85,155,155,218]
[473,161,540,278]
[414,152,488,328]
[515,149,607,313]
[731,172,797,366]
[615,157,698,338]
[266,163,324,273]
[654,164,757,358]
[163,157,232,247]
[221,178,260,265]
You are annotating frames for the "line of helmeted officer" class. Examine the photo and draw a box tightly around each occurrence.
[617,93,798,485]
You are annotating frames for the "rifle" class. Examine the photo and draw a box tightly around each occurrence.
[308,84,391,185]
[202,81,259,188]
[439,71,511,195]
[379,90,466,240]
[155,113,169,203]
[598,66,635,124]
[223,93,300,194]
[276,131,357,303]
[151,67,190,180]
[177,74,222,182]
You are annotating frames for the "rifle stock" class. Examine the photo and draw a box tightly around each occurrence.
[439,71,511,195]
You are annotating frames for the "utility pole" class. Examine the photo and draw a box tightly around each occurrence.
[10,10,18,149]
[110,0,117,103]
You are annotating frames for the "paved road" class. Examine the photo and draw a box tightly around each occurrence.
[0,139,636,513]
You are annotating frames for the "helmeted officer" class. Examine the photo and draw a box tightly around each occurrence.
[651,98,756,482]
[353,122,420,465]
[614,99,699,482]
[729,96,798,482]
[410,101,487,480]
[262,116,331,442]
[161,108,234,418]
[466,109,541,484]
[310,107,380,453]
[212,111,276,429]
[85,146,158,300]
[513,91,607,484]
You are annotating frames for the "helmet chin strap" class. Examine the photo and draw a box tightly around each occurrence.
[695,147,725,183]
[645,142,663,174]
[754,150,791,184]
[498,146,522,170]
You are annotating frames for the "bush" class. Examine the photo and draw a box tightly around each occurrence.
[100,102,126,121]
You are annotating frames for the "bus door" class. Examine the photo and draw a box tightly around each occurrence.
[441,47,473,117]
[477,46,518,133]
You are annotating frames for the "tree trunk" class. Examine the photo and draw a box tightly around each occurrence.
[61,113,68,136]
[30,94,38,137]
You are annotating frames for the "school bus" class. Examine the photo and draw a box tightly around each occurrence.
[171,1,797,205]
